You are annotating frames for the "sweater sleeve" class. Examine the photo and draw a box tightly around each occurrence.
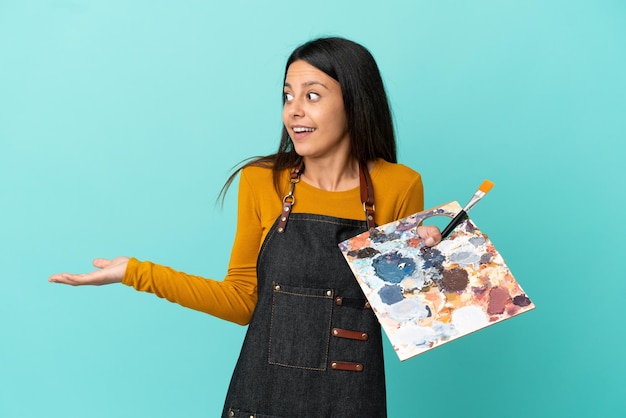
[396,171,424,220]
[122,170,261,326]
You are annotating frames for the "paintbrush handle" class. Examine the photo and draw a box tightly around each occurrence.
[440,210,468,240]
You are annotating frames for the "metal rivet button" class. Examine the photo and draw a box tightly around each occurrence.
[283,206,290,212]
[356,364,363,371]
[333,329,339,336]
[275,285,281,291]
[331,362,338,369]
[361,333,368,340]
[228,411,234,417]
[326,290,332,296]
[277,227,284,233]
[364,301,371,309]
[281,216,287,221]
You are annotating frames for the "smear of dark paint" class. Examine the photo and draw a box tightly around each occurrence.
[512,294,532,307]
[369,229,400,243]
[479,253,493,264]
[422,247,445,270]
[347,247,380,259]
[379,284,404,305]
[440,268,469,292]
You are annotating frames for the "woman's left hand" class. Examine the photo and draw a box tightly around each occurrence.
[48,257,129,286]
[417,225,442,247]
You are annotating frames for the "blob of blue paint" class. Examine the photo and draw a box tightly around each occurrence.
[378,284,404,305]
[469,236,486,247]
[372,251,416,283]
[422,247,444,270]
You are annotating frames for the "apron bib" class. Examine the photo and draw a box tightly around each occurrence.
[222,164,387,418]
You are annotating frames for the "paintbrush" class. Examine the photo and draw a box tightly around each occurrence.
[440,180,494,240]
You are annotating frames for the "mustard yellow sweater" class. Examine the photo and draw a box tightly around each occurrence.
[122,159,424,325]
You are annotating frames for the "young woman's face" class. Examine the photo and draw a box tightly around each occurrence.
[282,60,350,161]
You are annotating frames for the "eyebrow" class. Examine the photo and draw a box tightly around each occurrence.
[284,81,330,90]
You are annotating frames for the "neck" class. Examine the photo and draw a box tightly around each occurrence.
[300,156,360,192]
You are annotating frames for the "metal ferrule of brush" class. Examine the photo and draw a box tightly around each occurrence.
[463,190,486,212]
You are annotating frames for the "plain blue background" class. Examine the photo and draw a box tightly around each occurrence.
[1,1,624,417]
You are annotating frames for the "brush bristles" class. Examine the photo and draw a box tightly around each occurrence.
[479,180,494,194]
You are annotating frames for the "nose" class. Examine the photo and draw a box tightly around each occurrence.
[285,97,304,119]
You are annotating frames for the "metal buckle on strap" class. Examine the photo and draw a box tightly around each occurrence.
[363,201,375,228]
[277,162,303,233]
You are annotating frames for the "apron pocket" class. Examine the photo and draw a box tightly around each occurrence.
[268,282,334,370]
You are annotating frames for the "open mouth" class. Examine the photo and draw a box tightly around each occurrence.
[292,127,316,134]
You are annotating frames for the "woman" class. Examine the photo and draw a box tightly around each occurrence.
[50,37,441,417]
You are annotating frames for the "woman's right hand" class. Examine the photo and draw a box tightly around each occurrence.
[49,256,130,286]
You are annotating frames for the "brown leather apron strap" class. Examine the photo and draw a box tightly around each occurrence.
[359,162,376,229]
[277,161,303,233]
[332,328,369,341]
[330,361,364,372]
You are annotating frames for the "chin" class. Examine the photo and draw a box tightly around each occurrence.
[291,145,314,158]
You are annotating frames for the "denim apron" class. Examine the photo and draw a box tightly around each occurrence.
[223,165,387,418]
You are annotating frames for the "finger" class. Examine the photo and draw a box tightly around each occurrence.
[49,273,85,286]
[49,271,105,286]
[48,273,63,283]
[48,272,73,282]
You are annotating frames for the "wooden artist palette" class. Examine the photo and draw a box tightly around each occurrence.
[338,201,535,361]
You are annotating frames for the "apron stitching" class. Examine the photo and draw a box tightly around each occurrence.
[273,290,333,298]
[257,223,278,267]
[267,361,327,371]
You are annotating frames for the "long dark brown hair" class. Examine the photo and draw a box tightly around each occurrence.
[219,37,397,201]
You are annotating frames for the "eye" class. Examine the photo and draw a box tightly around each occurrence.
[307,92,320,101]
[284,92,293,102]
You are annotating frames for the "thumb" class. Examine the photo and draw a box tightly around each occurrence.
[423,236,436,247]
[92,258,112,269]
[418,225,442,247]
